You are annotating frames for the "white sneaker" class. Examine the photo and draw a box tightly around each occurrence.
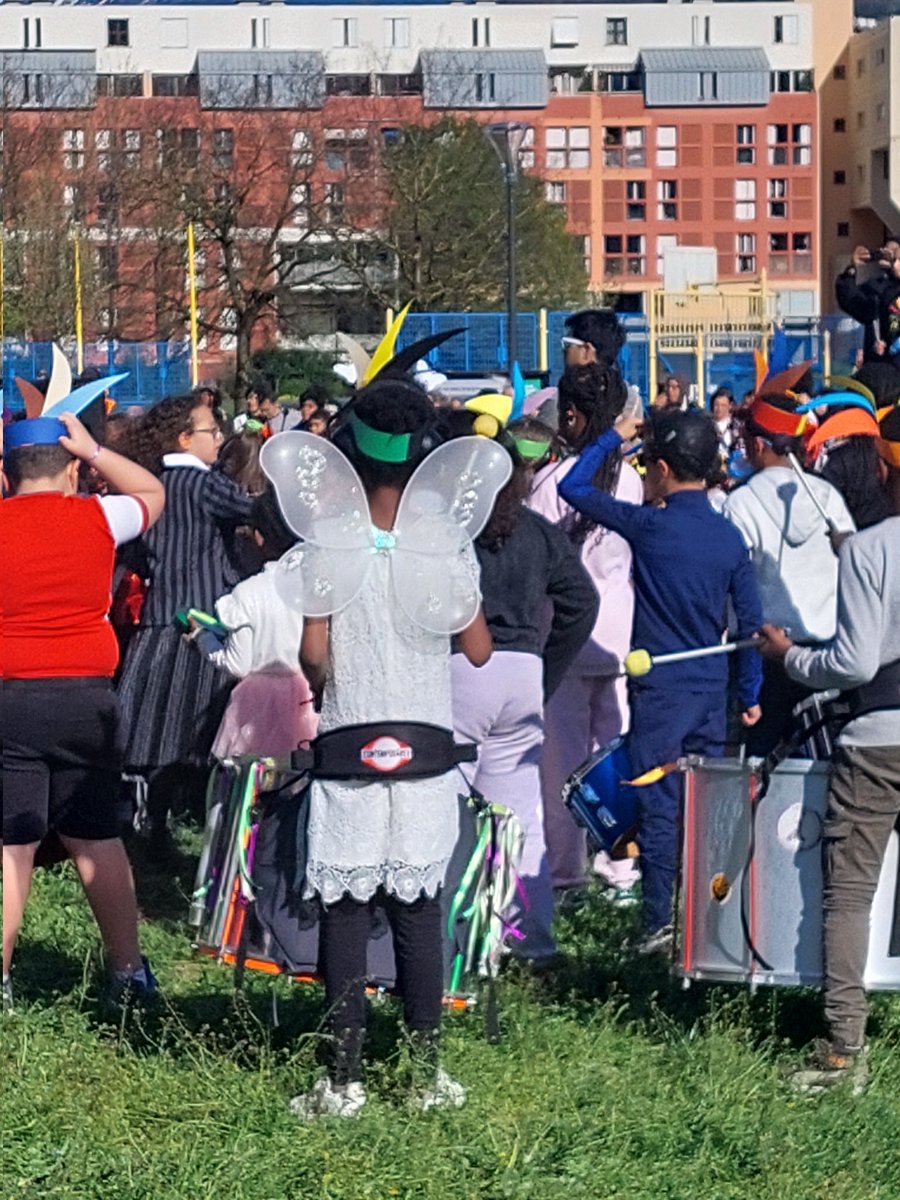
[413,1069,467,1112]
[289,1077,367,1120]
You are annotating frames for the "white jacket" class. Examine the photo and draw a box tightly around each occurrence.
[723,465,855,642]
[211,561,304,678]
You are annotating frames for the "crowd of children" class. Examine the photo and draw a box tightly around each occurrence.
[2,307,899,1109]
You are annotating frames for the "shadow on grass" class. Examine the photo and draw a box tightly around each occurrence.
[12,941,87,1005]
[518,886,830,1052]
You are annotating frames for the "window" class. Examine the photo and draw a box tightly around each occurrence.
[378,73,423,97]
[770,70,792,93]
[734,178,756,220]
[384,18,410,49]
[63,129,85,171]
[518,126,535,170]
[793,123,812,165]
[551,17,579,47]
[602,126,644,168]
[97,245,118,288]
[656,126,677,168]
[62,184,84,222]
[774,15,798,45]
[834,170,846,185]
[856,57,865,78]
[326,75,372,98]
[692,15,711,46]
[875,46,886,66]
[157,128,178,169]
[698,72,718,102]
[604,234,623,277]
[152,75,199,98]
[96,74,142,97]
[545,181,567,205]
[857,111,866,130]
[472,17,492,47]
[736,233,756,274]
[657,235,678,276]
[545,127,590,170]
[600,70,642,94]
[181,128,200,170]
[107,19,129,48]
[123,130,141,171]
[606,18,627,46]
[833,64,846,80]
[837,222,850,238]
[474,73,496,104]
[291,184,310,229]
[834,118,846,133]
[95,129,113,172]
[213,128,234,171]
[250,18,270,49]
[325,182,345,224]
[794,71,814,92]
[768,177,788,218]
[22,17,42,49]
[252,75,274,106]
[793,232,812,273]
[324,128,369,171]
[291,129,312,168]
[626,180,645,220]
[97,183,118,224]
[625,234,646,276]
[332,18,358,49]
[736,124,756,164]
[657,180,677,221]
[161,19,188,49]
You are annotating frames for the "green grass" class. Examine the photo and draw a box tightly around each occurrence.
[2,846,899,1200]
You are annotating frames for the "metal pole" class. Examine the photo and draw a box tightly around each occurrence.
[506,168,517,370]
[187,221,199,388]
[73,235,84,375]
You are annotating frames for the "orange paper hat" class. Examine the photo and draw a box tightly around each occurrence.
[806,407,880,457]
[757,360,815,399]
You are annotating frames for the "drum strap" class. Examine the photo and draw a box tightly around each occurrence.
[290,722,477,782]
[844,658,900,720]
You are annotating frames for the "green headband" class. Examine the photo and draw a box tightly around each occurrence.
[513,437,552,462]
[350,413,413,463]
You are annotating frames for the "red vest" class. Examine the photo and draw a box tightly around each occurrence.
[1,492,119,679]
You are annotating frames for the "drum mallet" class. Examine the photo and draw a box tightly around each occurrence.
[786,452,839,535]
[623,638,761,679]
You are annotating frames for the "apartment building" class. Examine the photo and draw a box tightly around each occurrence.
[0,0,859,344]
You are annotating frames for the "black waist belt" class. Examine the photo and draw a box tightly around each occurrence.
[845,658,900,719]
[290,722,477,781]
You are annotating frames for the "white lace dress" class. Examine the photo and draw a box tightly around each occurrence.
[305,542,476,906]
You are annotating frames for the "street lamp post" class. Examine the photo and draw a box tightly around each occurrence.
[483,122,528,372]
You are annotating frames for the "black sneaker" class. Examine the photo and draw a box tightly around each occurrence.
[786,1040,869,1097]
[632,924,675,957]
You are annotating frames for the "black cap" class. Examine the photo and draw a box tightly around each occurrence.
[645,409,720,482]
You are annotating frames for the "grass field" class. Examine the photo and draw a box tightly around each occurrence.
[2,842,899,1200]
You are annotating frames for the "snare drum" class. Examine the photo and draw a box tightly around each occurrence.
[677,757,899,990]
[562,737,638,856]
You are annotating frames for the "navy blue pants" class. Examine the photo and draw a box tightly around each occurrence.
[629,687,727,933]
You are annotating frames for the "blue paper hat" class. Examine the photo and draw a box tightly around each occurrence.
[510,363,526,422]
[6,344,127,452]
[796,391,876,417]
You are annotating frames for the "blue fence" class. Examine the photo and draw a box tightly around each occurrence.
[398,311,863,403]
[2,341,192,413]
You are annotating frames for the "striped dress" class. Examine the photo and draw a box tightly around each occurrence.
[116,462,253,770]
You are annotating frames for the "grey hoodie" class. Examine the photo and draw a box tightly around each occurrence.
[724,466,855,642]
[786,517,900,746]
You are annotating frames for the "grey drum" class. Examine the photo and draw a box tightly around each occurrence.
[677,758,899,990]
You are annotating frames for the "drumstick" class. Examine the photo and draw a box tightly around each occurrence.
[786,452,839,535]
[623,638,760,678]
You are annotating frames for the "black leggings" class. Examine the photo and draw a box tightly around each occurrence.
[320,889,443,1082]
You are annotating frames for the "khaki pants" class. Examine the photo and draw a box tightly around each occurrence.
[823,744,900,1051]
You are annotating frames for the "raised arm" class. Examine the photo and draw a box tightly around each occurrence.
[556,425,654,543]
[58,411,165,527]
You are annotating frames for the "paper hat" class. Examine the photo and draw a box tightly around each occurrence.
[742,395,806,438]
[757,360,815,399]
[336,306,463,390]
[465,393,513,439]
[806,407,881,456]
[7,344,127,451]
[796,391,877,418]
[877,406,900,469]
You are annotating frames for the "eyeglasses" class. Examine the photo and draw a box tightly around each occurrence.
[561,336,589,350]
[191,426,223,438]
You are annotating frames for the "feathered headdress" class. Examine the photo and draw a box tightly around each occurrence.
[5,344,126,452]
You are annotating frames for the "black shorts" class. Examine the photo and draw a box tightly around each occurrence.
[1,678,124,846]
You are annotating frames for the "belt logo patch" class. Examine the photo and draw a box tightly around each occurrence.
[360,736,414,773]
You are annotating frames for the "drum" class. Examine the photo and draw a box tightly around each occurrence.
[191,761,519,1000]
[677,757,899,990]
[562,737,637,856]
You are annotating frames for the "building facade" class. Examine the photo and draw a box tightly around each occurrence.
[0,0,864,355]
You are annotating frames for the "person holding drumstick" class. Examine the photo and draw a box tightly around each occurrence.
[760,406,900,1094]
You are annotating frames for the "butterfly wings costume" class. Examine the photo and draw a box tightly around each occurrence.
[261,431,512,905]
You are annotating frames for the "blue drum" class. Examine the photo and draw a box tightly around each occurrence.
[562,737,638,856]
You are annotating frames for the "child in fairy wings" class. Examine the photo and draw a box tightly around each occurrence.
[262,372,511,1118]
